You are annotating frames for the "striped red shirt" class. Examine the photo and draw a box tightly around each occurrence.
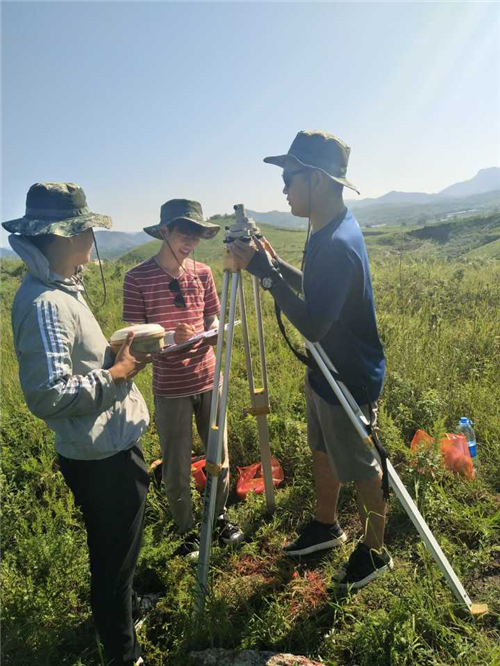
[122,257,220,398]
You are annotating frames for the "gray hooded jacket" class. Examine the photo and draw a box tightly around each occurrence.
[9,235,150,460]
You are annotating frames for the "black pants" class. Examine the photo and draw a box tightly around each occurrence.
[59,444,150,666]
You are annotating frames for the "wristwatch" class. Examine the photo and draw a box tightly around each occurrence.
[260,275,274,291]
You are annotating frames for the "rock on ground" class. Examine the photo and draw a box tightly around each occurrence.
[189,648,324,666]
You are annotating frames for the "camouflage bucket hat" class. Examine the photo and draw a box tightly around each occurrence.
[1,182,112,237]
[264,130,360,195]
[143,199,220,241]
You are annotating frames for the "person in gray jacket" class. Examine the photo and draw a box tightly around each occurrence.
[3,182,151,666]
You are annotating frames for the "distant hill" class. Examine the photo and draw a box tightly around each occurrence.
[0,247,17,259]
[349,167,500,207]
[438,167,500,198]
[353,189,500,228]
[364,211,500,261]
[246,209,307,230]
[1,230,152,261]
[246,169,500,229]
[92,230,151,259]
[246,188,500,230]
[351,191,438,208]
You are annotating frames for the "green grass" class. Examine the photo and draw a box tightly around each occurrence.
[1,242,500,665]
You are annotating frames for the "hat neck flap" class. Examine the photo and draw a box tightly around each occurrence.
[8,235,82,291]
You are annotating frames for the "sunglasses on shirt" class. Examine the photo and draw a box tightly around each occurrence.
[282,168,309,189]
[169,279,186,308]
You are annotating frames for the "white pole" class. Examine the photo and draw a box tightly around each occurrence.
[195,271,239,613]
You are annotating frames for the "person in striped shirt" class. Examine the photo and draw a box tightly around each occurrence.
[123,199,244,555]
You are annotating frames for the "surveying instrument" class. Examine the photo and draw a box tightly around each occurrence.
[195,205,488,617]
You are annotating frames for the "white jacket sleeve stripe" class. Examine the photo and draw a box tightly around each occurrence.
[45,301,67,382]
[36,301,57,384]
[37,301,72,391]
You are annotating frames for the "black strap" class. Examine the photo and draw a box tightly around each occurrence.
[366,398,390,502]
[274,302,318,371]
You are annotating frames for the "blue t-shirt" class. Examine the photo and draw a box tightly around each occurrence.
[302,210,385,405]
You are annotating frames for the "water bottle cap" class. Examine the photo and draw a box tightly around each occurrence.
[459,417,469,424]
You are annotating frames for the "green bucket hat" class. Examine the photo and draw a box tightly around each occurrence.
[2,182,112,237]
[264,130,360,195]
[143,199,220,241]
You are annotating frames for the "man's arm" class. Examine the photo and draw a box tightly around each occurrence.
[231,239,355,343]
[274,256,303,293]
[258,236,303,293]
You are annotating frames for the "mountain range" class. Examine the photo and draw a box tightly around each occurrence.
[249,167,500,229]
[347,167,500,207]
[1,167,498,259]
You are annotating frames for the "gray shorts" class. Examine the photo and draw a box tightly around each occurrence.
[305,376,381,483]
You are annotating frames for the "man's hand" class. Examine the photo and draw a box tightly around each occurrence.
[174,322,196,344]
[228,239,257,270]
[228,237,277,272]
[258,236,278,260]
[109,332,153,383]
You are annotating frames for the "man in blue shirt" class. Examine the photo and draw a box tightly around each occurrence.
[229,130,392,589]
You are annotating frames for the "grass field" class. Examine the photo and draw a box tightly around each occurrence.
[1,229,500,666]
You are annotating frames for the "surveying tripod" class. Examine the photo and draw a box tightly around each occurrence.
[195,205,487,617]
[195,206,276,613]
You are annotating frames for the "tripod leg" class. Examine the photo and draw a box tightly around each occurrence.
[251,276,275,512]
[238,277,256,399]
[195,271,239,614]
[306,339,486,614]
[238,277,275,512]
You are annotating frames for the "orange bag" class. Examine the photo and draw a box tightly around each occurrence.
[148,455,207,490]
[410,429,474,480]
[190,455,207,491]
[236,456,285,500]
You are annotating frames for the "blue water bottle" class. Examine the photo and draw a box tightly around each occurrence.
[458,417,477,467]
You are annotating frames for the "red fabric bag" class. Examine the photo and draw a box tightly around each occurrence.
[148,455,207,490]
[236,456,285,500]
[190,455,207,491]
[410,429,474,480]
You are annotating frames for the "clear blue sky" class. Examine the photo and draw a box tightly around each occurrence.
[2,1,499,237]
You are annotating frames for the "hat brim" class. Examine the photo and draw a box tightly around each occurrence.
[2,212,112,237]
[144,216,220,241]
[263,154,360,195]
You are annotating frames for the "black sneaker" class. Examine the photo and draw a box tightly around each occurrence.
[214,514,245,545]
[333,542,393,589]
[284,519,347,556]
[174,531,200,561]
